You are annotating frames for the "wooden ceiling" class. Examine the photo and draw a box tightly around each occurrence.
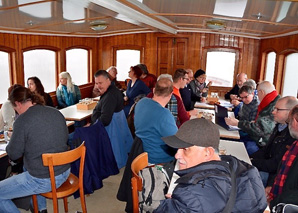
[0,0,297,39]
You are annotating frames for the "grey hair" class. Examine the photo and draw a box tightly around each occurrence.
[243,79,257,90]
[157,74,173,82]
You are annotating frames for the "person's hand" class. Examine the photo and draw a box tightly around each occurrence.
[188,109,197,116]
[224,117,239,126]
[231,99,240,106]
[165,194,172,199]
[84,123,91,127]
[265,186,272,203]
[201,97,207,103]
[202,88,208,93]
[124,96,128,101]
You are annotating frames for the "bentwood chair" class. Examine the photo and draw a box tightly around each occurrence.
[32,142,87,213]
[131,152,148,213]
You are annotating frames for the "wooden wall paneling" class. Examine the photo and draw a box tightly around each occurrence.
[258,34,298,93]
[173,38,188,71]
[144,33,158,76]
[157,37,173,75]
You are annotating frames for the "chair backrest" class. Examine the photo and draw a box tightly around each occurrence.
[42,142,86,200]
[131,152,148,213]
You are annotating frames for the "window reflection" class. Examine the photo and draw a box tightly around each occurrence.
[63,0,85,23]
[18,0,51,18]
[116,50,141,81]
[206,51,236,87]
[24,49,56,92]
[66,48,88,85]
[0,51,10,103]
[282,53,298,96]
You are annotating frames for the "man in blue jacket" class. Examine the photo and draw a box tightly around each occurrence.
[155,118,267,213]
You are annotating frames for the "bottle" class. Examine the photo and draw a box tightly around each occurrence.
[3,121,9,143]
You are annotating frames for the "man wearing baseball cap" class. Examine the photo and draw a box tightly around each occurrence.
[154,118,267,213]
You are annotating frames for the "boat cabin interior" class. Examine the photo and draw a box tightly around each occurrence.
[0,0,297,106]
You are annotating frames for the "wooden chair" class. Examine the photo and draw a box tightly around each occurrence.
[131,152,148,213]
[32,142,87,213]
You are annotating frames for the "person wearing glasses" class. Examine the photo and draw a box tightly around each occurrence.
[250,96,298,187]
[266,104,298,211]
[172,69,188,100]
[225,81,280,155]
[188,69,212,104]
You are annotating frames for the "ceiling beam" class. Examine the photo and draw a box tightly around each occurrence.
[89,0,177,34]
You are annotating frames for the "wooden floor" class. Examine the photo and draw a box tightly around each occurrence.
[20,168,126,213]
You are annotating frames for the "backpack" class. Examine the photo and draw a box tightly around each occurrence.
[138,165,170,213]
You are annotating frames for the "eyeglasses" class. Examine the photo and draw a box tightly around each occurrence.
[273,107,290,112]
[240,94,251,99]
[183,77,189,81]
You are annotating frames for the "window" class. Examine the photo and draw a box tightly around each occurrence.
[282,53,298,97]
[0,51,10,103]
[206,51,236,87]
[116,49,141,81]
[264,52,276,83]
[18,0,52,18]
[66,48,88,85]
[24,49,56,92]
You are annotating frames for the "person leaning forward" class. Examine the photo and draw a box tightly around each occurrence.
[154,118,267,213]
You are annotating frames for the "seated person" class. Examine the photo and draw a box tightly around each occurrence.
[266,105,298,210]
[236,85,259,152]
[155,119,267,213]
[91,70,132,168]
[124,66,150,117]
[224,73,247,100]
[0,86,70,213]
[27,76,54,107]
[0,84,21,132]
[91,70,124,126]
[180,69,193,111]
[56,71,81,109]
[172,69,188,100]
[137,64,157,91]
[134,78,178,164]
[251,96,298,187]
[188,69,212,104]
[225,81,280,155]
[232,79,257,116]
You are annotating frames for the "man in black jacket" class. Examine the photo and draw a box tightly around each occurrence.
[250,96,298,187]
[155,118,267,213]
[266,104,298,210]
[224,72,247,100]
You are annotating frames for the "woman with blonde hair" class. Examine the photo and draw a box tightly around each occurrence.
[56,71,81,108]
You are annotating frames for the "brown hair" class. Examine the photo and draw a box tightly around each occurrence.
[8,84,22,96]
[131,66,143,79]
[173,69,187,82]
[9,86,45,107]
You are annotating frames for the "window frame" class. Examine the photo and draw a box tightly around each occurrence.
[65,46,91,85]
[202,47,240,88]
[279,49,298,96]
[112,45,144,82]
[22,46,60,92]
[0,46,16,104]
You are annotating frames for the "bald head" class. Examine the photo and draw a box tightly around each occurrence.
[236,73,247,88]
[154,78,173,97]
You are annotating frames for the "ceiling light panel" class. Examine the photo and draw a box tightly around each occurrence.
[214,0,247,18]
